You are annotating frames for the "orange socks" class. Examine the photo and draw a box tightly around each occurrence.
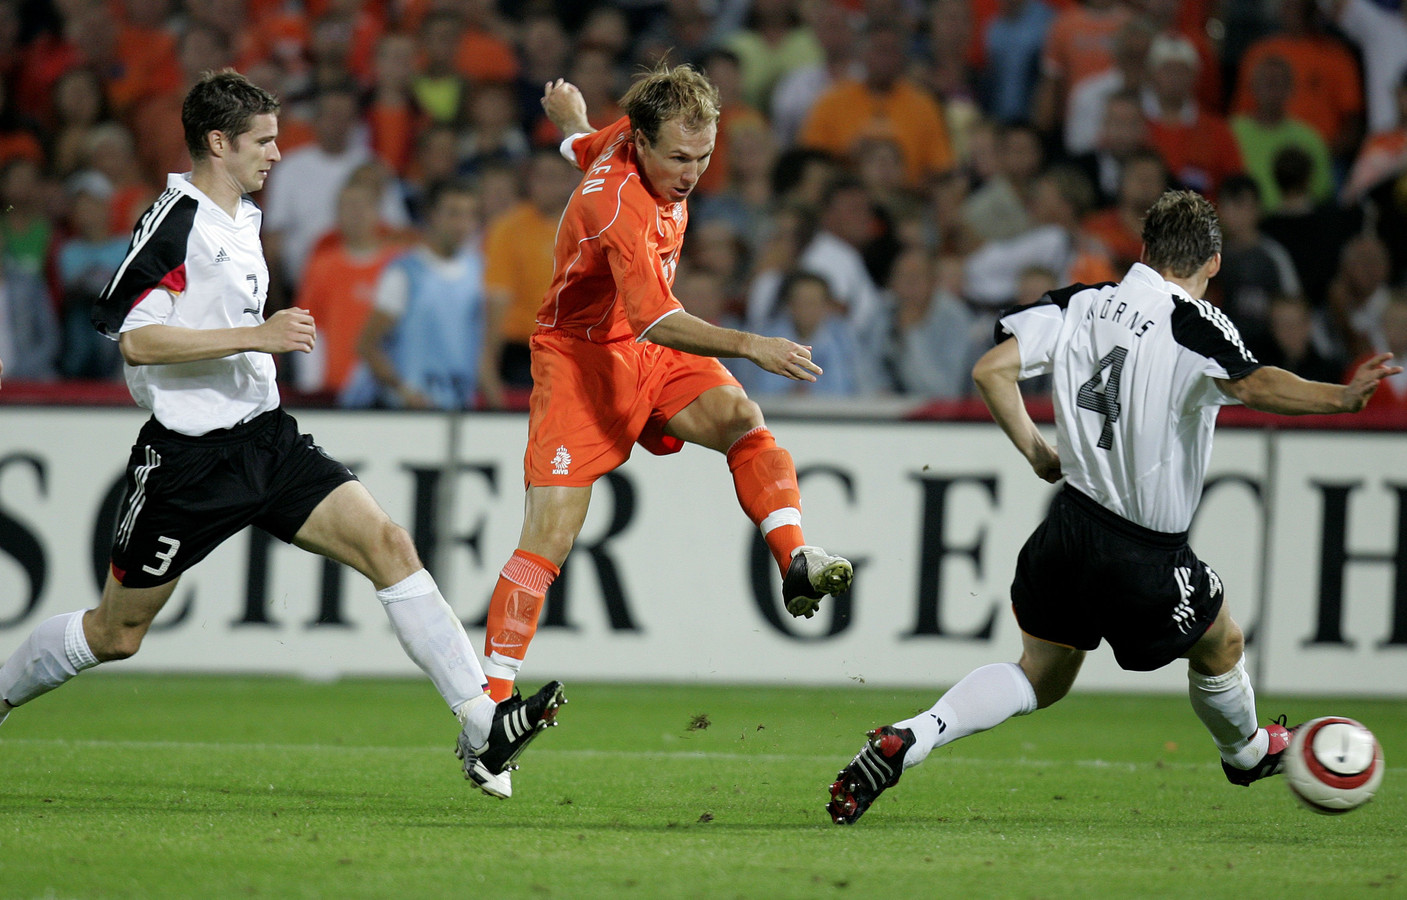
[483,549,559,702]
[726,426,803,574]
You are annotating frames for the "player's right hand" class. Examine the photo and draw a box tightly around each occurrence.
[752,336,821,382]
[258,307,317,354]
[1342,352,1402,411]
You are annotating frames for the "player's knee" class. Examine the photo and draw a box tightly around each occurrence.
[719,396,765,441]
[88,623,144,661]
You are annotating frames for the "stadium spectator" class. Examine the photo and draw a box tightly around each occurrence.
[963,165,1117,310]
[826,189,1403,826]
[292,178,406,395]
[695,48,767,198]
[47,68,109,178]
[740,270,866,397]
[130,23,235,188]
[798,177,885,337]
[1031,0,1132,136]
[1233,0,1363,160]
[54,171,128,379]
[1230,54,1334,213]
[565,45,626,133]
[768,0,859,146]
[262,84,409,297]
[691,113,778,246]
[367,31,423,177]
[477,68,853,720]
[1261,145,1362,306]
[344,177,486,410]
[1323,0,1407,140]
[743,203,815,332]
[0,72,563,802]
[413,11,471,124]
[798,21,955,188]
[981,0,1056,126]
[1137,0,1222,114]
[1142,35,1242,198]
[454,0,519,85]
[0,157,53,280]
[514,12,573,142]
[1208,174,1304,359]
[721,0,821,112]
[457,81,530,176]
[1068,89,1152,209]
[81,123,158,237]
[1062,16,1154,157]
[632,0,718,69]
[1343,70,1407,283]
[0,77,42,170]
[0,233,59,381]
[961,120,1044,243]
[1349,290,1407,409]
[924,0,984,164]
[887,248,980,399]
[1081,148,1169,274]
[480,149,579,407]
[1326,232,1394,363]
[1258,293,1347,384]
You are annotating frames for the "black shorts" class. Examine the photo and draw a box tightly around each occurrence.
[1010,485,1224,672]
[109,408,358,588]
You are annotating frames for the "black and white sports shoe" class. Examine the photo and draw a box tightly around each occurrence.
[826,725,915,825]
[455,681,566,797]
[1223,715,1297,786]
[782,545,853,618]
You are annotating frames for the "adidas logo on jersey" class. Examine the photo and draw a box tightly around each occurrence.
[214,247,230,263]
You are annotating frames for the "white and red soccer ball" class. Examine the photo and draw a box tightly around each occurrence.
[1283,716,1384,814]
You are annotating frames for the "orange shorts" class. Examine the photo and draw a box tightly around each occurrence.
[524,329,742,487]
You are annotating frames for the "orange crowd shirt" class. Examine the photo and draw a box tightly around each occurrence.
[484,200,559,344]
[297,242,403,391]
[536,117,686,343]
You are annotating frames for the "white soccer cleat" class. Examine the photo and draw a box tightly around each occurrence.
[782,545,853,618]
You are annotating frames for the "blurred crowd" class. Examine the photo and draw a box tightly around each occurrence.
[2,0,1407,411]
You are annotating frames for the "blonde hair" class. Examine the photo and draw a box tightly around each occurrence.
[620,63,720,145]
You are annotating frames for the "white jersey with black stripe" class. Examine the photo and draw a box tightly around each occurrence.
[94,173,278,436]
[998,263,1261,533]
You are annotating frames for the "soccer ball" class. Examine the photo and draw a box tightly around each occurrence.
[1282,717,1384,814]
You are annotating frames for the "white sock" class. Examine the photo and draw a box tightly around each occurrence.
[377,570,487,713]
[895,662,1038,770]
[0,610,100,709]
[454,692,495,748]
[1188,655,1268,769]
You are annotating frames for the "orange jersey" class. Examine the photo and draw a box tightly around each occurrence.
[535,117,686,343]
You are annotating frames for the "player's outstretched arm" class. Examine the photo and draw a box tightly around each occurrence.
[973,339,1061,482]
[1216,353,1402,414]
[118,308,317,365]
[644,311,821,381]
[541,79,592,139]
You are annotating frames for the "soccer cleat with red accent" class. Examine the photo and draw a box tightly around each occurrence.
[826,725,915,824]
[1223,714,1298,786]
[455,680,565,798]
[782,546,853,618]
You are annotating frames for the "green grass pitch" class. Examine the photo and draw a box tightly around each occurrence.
[1,674,1402,899]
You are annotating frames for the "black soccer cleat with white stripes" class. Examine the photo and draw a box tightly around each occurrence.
[826,725,915,825]
[476,681,566,778]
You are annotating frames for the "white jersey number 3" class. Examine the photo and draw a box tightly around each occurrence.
[142,536,181,577]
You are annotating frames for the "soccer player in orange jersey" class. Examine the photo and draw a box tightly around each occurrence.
[473,64,854,745]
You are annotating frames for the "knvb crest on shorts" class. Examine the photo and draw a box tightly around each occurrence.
[552,445,572,476]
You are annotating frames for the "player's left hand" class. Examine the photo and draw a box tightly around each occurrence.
[751,336,822,381]
[1029,441,1061,483]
